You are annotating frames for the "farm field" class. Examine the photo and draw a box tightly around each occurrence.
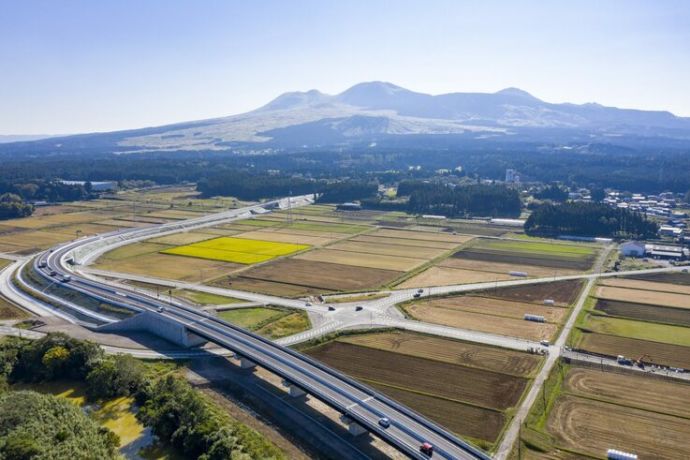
[231,259,403,292]
[147,231,220,246]
[626,271,690,285]
[577,332,690,369]
[403,300,559,341]
[326,240,448,259]
[396,266,513,289]
[599,277,690,295]
[350,234,458,249]
[369,228,473,244]
[595,285,690,309]
[438,257,579,278]
[585,315,690,346]
[474,280,584,307]
[305,334,538,446]
[595,299,690,326]
[522,364,690,459]
[228,229,337,246]
[338,331,541,377]
[406,296,568,323]
[453,238,598,271]
[0,295,27,319]
[161,236,310,264]
[294,248,426,271]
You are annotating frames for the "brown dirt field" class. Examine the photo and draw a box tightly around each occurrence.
[212,277,321,297]
[0,211,106,229]
[96,252,241,281]
[350,234,458,249]
[405,304,558,341]
[49,222,120,236]
[306,341,527,410]
[232,229,336,246]
[600,277,690,295]
[326,240,448,259]
[439,257,579,278]
[0,230,81,251]
[578,332,690,369]
[397,266,513,289]
[338,331,541,377]
[97,242,171,261]
[147,231,219,245]
[95,219,154,228]
[596,286,690,309]
[595,299,690,326]
[236,259,403,292]
[454,249,593,271]
[627,272,690,286]
[294,249,426,271]
[565,367,690,418]
[479,280,584,306]
[547,395,690,459]
[413,296,568,323]
[371,228,473,244]
[369,383,505,442]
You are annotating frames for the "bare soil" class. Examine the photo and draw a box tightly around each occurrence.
[596,285,690,309]
[578,332,690,369]
[595,299,690,327]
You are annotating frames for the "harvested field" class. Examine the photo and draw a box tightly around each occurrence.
[211,277,321,297]
[627,272,690,285]
[565,367,690,418]
[0,296,28,319]
[410,296,568,323]
[596,285,690,309]
[439,258,579,278]
[162,237,309,264]
[326,240,448,259]
[371,228,473,244]
[96,252,241,281]
[350,234,458,249]
[454,248,593,271]
[305,341,528,411]
[232,229,336,246]
[0,230,87,252]
[405,303,558,341]
[147,231,218,246]
[1,211,105,229]
[547,395,690,459]
[396,266,513,289]
[294,249,426,271]
[595,299,690,326]
[600,277,690,295]
[369,383,505,442]
[586,315,690,346]
[339,332,541,377]
[476,280,584,307]
[578,332,690,369]
[445,223,514,237]
[282,221,368,233]
[237,259,403,292]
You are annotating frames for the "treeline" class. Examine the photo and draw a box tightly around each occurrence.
[534,184,568,202]
[401,181,522,218]
[316,181,378,203]
[197,172,317,200]
[525,202,658,238]
[0,193,33,220]
[0,179,93,203]
[0,334,284,460]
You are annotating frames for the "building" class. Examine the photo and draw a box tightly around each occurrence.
[59,180,117,191]
[659,225,684,238]
[645,244,688,260]
[619,241,646,258]
[505,169,520,183]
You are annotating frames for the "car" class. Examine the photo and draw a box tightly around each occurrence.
[328,306,335,311]
[413,293,421,298]
[683,268,689,273]
[49,270,57,276]
[417,288,424,294]
[305,302,312,306]
[355,305,363,311]
[378,417,390,428]
[420,442,434,456]
[540,340,550,347]
[157,306,166,313]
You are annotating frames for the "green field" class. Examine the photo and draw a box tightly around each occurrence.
[284,221,368,233]
[218,307,310,339]
[174,289,241,305]
[476,239,595,257]
[586,315,690,346]
[161,237,309,264]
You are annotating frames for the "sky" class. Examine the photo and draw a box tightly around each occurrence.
[1,0,689,135]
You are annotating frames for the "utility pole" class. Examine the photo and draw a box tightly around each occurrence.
[287,190,293,225]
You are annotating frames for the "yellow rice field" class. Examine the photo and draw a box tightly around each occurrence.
[161,236,309,264]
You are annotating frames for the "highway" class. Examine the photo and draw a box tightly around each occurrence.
[23,197,489,460]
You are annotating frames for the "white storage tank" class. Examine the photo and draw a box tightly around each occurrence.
[607,449,638,460]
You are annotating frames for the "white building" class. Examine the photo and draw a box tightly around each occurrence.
[505,169,520,183]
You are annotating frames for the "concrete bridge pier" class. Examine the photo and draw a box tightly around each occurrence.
[340,415,368,436]
[238,356,257,370]
[282,379,307,398]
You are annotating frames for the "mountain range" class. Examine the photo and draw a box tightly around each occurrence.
[4,82,690,155]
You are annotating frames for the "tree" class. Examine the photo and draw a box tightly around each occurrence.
[590,188,606,202]
[0,193,33,220]
[86,354,145,400]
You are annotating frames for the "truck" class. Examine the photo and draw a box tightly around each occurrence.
[607,448,638,459]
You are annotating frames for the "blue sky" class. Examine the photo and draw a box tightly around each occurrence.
[1,0,689,134]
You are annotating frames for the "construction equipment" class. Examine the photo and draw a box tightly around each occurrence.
[635,354,651,369]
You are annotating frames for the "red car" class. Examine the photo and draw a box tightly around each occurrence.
[420,442,434,456]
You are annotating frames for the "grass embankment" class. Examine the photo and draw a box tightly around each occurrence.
[218,306,311,339]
